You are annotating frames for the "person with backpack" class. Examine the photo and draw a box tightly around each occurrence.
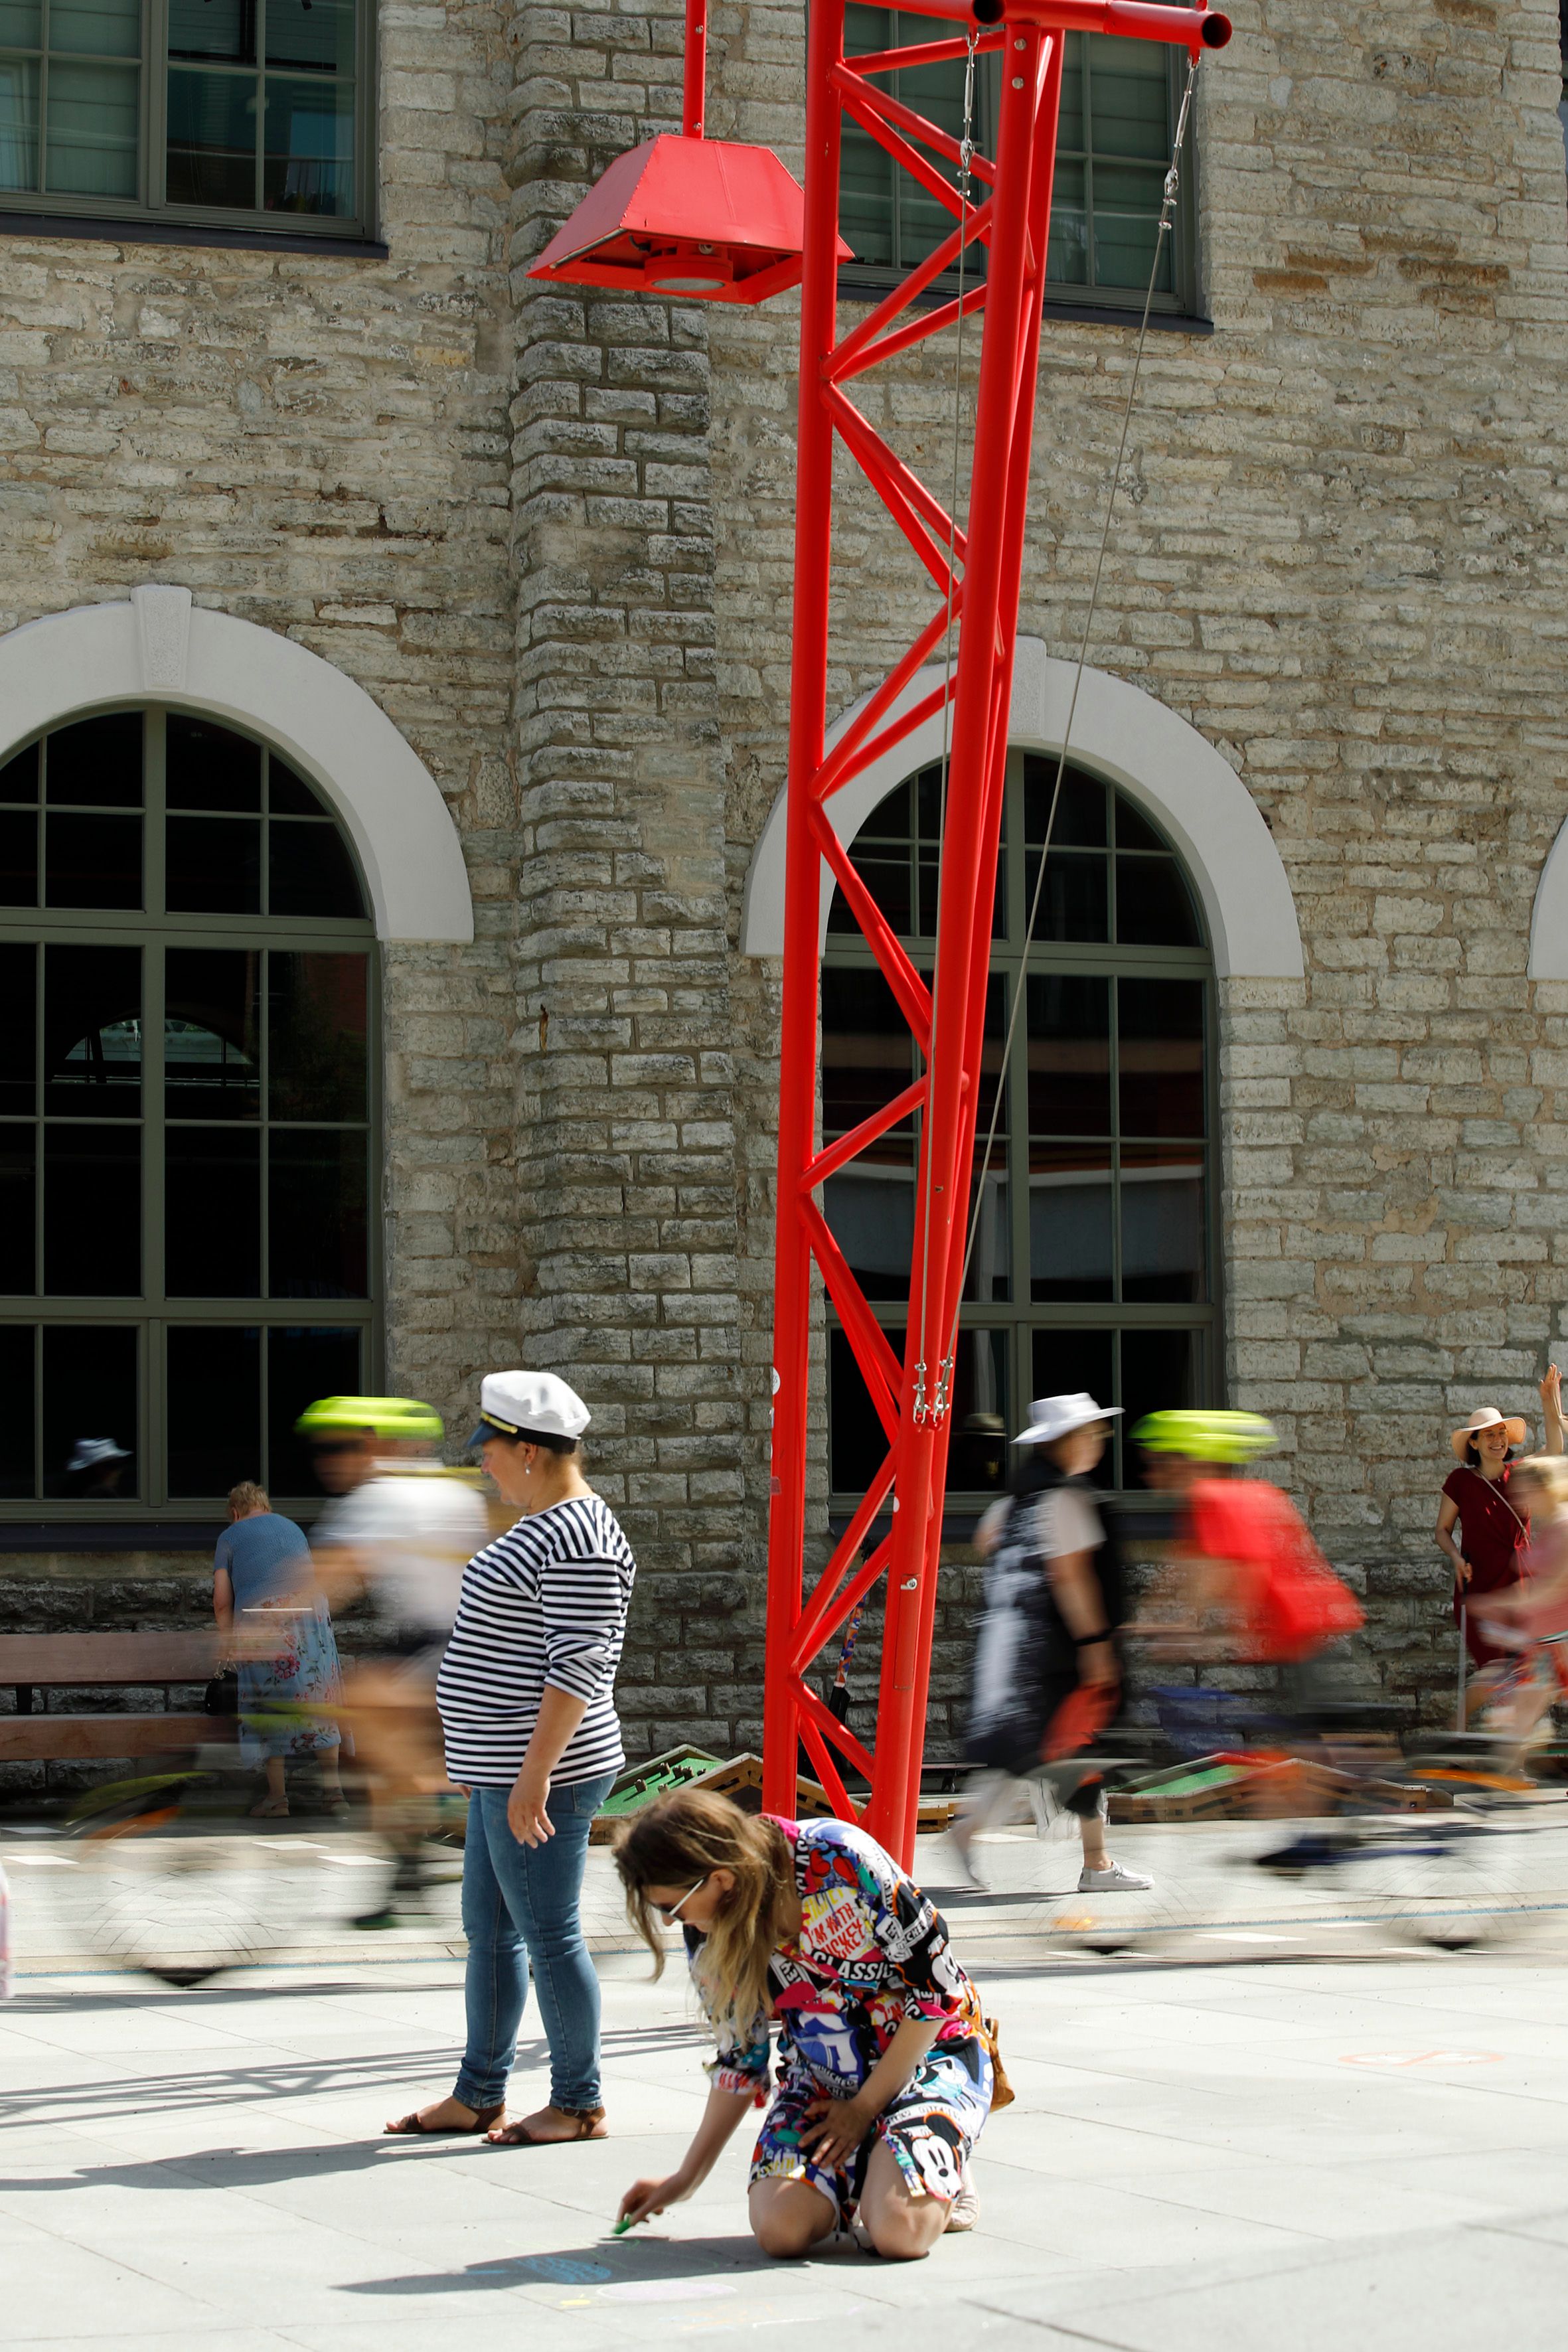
[950,1393,1151,1895]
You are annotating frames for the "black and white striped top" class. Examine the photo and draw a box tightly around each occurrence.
[436,1494,637,1788]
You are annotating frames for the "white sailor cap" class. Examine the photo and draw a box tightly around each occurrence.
[469,1370,591,1448]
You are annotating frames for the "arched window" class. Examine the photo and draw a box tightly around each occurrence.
[0,706,377,1516]
[822,750,1217,1501]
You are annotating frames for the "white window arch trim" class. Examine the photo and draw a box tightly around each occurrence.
[741,639,1304,980]
[0,588,473,945]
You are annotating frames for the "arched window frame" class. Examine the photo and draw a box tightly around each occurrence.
[821,744,1221,1508]
[0,700,382,1523]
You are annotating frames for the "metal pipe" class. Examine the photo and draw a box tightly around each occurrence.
[682,0,708,137]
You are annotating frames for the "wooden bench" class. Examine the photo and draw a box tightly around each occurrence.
[0,1632,223,1763]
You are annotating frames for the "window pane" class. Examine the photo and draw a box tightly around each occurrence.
[0,1131,35,1293]
[268,755,327,815]
[264,74,354,216]
[0,59,39,193]
[1030,1326,1112,1419]
[0,941,34,1113]
[1030,1142,1112,1302]
[828,1322,900,1495]
[166,714,262,812]
[1026,974,1110,1135]
[44,944,140,1117]
[1121,1143,1205,1303]
[1025,848,1108,944]
[965,1158,1009,1302]
[165,949,261,1118]
[44,712,141,806]
[948,1329,1008,1493]
[0,808,37,905]
[1024,762,1105,846]
[840,5,895,268]
[1118,977,1205,1137]
[1045,155,1087,284]
[268,817,364,917]
[821,963,913,1137]
[167,1325,261,1496]
[168,0,255,64]
[167,64,256,208]
[1114,793,1164,851]
[0,1325,33,1496]
[1088,39,1169,161]
[268,951,368,1120]
[832,847,911,939]
[165,814,262,913]
[1057,32,1085,149]
[0,741,39,801]
[44,1124,140,1293]
[48,0,139,56]
[1092,161,1168,292]
[266,0,354,73]
[166,1127,260,1294]
[0,1,40,45]
[824,1156,912,1306]
[269,1128,367,1296]
[1121,1327,1200,1485]
[44,59,138,197]
[1115,854,1200,947]
[42,1322,137,1497]
[44,811,142,907]
[267,1323,360,1494]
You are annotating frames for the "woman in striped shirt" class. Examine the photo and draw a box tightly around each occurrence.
[384,1370,635,2148]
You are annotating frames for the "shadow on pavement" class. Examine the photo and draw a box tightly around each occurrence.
[343,2234,841,2296]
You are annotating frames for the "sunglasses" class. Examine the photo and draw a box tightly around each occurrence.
[655,1873,710,1922]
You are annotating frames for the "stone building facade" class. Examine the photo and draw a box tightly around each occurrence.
[3,0,1568,1781]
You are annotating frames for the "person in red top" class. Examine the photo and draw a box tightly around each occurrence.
[1436,1377,1564,1677]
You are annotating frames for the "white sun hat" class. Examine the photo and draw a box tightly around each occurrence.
[1450,1405,1528,1460]
[469,1370,591,1448]
[1013,1393,1122,1448]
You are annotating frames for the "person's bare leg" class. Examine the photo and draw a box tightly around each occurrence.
[856,2140,949,2260]
[748,2177,837,2259]
[250,1757,288,1817]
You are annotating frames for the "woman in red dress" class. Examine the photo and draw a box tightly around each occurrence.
[1437,1375,1564,1671]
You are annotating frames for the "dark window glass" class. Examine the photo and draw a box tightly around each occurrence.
[828,1322,900,1496]
[0,743,39,803]
[0,809,37,905]
[1119,977,1205,1137]
[44,945,141,1117]
[824,1156,913,1306]
[1116,856,1200,948]
[166,66,257,207]
[1032,1326,1113,1417]
[1030,1141,1113,1302]
[44,712,142,807]
[832,842,911,939]
[41,1322,137,1498]
[1027,975,1111,1135]
[44,1124,140,1294]
[166,815,262,913]
[165,949,262,1118]
[1115,795,1164,852]
[1027,852,1109,945]
[821,964,914,1137]
[268,755,327,815]
[0,942,35,1115]
[0,1325,33,1496]
[1121,1327,1200,1477]
[965,1156,1010,1303]
[166,714,262,812]
[269,951,368,1120]
[1024,763,1107,847]
[269,1127,366,1297]
[268,1323,360,1494]
[264,76,355,217]
[166,1127,261,1295]
[167,1325,262,1496]
[0,1131,35,1294]
[267,0,354,74]
[268,818,364,918]
[1121,1143,1204,1303]
[168,0,254,62]
[948,1330,1008,1493]
[44,811,142,909]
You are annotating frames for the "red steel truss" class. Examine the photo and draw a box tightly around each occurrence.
[763,0,1231,1863]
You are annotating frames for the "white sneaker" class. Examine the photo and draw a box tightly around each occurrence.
[945,2169,980,2232]
[949,1816,987,1890]
[1077,1860,1152,1893]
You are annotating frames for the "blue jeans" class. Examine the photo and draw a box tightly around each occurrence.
[453,1772,617,2116]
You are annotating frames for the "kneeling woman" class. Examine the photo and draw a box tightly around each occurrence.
[614,1790,992,2260]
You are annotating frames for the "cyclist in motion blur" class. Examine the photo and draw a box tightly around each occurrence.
[301,1397,491,1927]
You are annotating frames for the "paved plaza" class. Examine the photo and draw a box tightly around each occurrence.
[7,1820,1568,2349]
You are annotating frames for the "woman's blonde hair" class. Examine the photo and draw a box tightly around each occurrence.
[1512,1455,1568,1518]
[228,1481,270,1516]
[613,1788,794,2033]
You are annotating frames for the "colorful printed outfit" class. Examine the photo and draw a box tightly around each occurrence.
[688,1817,992,2222]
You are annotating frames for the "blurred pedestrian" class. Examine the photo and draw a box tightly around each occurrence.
[301,1396,489,1923]
[1437,1374,1565,1678]
[613,1788,990,2256]
[213,1481,345,1818]
[951,1393,1149,1895]
[66,1436,129,1500]
[386,1371,635,2148]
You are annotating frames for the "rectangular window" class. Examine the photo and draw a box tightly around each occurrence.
[0,0,370,238]
[838,15,1198,317]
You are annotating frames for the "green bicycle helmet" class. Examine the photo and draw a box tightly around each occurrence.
[1131,1407,1277,1465]
[293,1395,445,1445]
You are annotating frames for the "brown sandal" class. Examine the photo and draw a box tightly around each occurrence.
[384,2101,504,2137]
[486,2105,606,2147]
